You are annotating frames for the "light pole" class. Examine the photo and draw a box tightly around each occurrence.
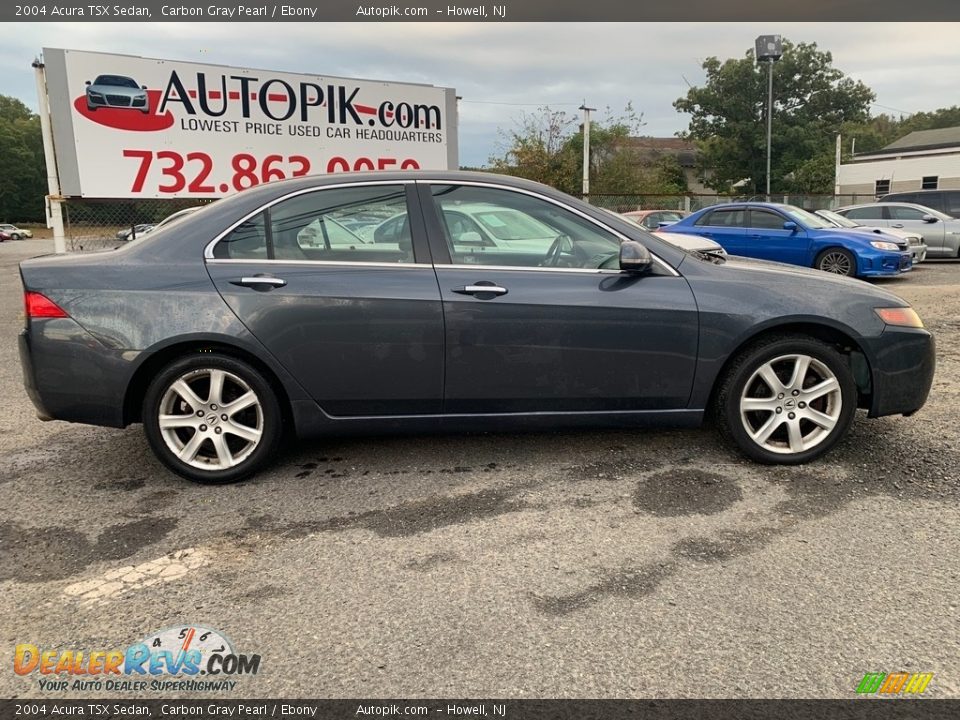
[579,103,595,202]
[755,35,782,201]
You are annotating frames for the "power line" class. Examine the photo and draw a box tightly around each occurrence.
[871,102,915,116]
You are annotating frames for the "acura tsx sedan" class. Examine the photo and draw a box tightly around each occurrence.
[19,172,935,483]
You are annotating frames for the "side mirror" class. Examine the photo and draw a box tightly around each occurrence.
[141,85,148,90]
[783,221,798,231]
[922,214,938,224]
[619,240,652,273]
[84,80,91,86]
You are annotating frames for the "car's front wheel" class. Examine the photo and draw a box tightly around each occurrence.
[716,335,857,464]
[142,354,282,483]
[815,247,857,276]
[10,233,21,241]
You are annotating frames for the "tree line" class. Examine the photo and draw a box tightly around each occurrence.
[3,38,960,223]
[490,38,960,196]
[0,96,47,223]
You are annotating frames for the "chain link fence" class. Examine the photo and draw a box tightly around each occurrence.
[61,198,214,252]
[583,193,880,213]
[57,192,884,252]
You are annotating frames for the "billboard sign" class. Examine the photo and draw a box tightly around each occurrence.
[42,48,458,198]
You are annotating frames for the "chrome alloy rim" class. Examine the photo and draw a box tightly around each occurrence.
[819,251,853,275]
[739,354,842,455]
[158,369,263,470]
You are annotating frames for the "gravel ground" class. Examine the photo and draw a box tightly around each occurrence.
[1,238,958,699]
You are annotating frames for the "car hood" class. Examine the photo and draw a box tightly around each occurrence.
[840,226,913,242]
[699,253,908,304]
[816,228,905,246]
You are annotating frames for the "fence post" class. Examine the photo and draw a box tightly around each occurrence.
[683,196,691,213]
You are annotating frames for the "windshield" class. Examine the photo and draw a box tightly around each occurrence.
[472,209,555,241]
[94,75,140,88]
[784,207,833,229]
[818,209,860,228]
[920,206,954,221]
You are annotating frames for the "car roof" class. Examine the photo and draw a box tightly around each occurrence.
[836,202,940,211]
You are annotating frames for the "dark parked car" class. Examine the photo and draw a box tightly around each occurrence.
[880,189,960,219]
[19,172,935,483]
[665,202,912,278]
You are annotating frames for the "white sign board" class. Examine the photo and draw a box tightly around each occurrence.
[42,48,458,198]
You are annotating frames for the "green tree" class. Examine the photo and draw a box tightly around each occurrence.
[0,95,46,222]
[489,104,681,195]
[675,40,875,194]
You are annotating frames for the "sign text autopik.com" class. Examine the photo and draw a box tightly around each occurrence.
[158,70,443,129]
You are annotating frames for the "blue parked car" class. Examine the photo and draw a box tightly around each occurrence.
[665,202,912,278]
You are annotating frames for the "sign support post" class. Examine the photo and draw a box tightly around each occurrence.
[33,57,66,254]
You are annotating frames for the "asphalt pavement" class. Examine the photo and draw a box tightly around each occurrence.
[2,238,959,699]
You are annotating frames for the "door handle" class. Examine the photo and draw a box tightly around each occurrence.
[453,284,508,297]
[231,276,287,288]
[891,224,904,228]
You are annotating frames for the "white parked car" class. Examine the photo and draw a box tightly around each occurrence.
[0,223,33,240]
[815,209,927,263]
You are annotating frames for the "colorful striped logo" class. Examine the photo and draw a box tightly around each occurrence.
[856,672,933,695]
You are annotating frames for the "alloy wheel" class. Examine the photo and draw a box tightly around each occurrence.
[157,368,263,471]
[739,353,842,455]
[819,251,853,275]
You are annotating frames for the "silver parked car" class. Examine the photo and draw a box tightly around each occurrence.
[814,209,927,263]
[85,75,149,113]
[835,203,960,259]
[0,223,32,240]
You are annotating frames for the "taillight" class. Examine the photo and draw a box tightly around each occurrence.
[24,292,68,319]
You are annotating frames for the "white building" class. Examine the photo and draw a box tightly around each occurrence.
[836,126,960,197]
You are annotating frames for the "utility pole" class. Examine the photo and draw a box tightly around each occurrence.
[755,35,782,202]
[579,103,595,203]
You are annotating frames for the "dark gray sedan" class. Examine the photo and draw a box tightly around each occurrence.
[19,172,935,483]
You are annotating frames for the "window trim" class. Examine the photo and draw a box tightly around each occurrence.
[204,180,418,261]
[416,179,679,276]
[747,208,788,230]
[206,178,679,277]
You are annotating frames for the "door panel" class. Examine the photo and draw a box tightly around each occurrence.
[206,183,444,416]
[693,208,747,255]
[436,268,699,412]
[419,183,699,414]
[745,209,810,265]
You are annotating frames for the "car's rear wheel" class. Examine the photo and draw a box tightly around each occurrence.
[10,233,21,241]
[815,248,857,276]
[715,335,857,464]
[142,354,282,483]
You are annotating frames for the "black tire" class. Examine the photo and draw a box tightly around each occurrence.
[142,353,282,484]
[815,247,857,277]
[714,334,857,465]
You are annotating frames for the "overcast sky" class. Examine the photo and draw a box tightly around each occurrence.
[2,22,957,166]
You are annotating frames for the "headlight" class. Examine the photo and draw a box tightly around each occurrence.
[875,307,924,328]
[88,91,103,98]
[870,241,900,251]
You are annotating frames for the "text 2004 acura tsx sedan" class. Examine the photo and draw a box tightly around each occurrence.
[19,172,935,483]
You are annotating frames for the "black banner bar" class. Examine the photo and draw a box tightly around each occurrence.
[2,699,958,719]
[3,0,960,22]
